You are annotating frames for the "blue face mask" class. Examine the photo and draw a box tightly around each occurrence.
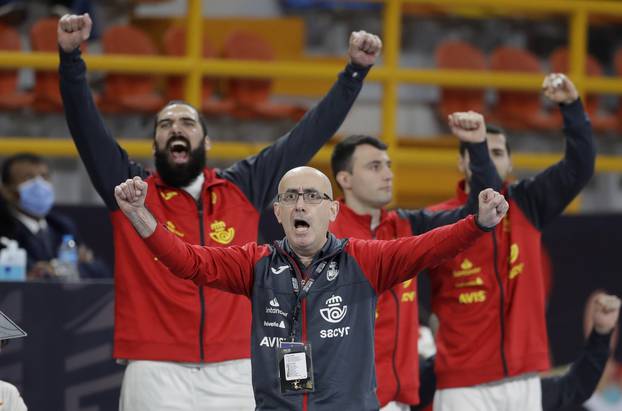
[17,176,55,217]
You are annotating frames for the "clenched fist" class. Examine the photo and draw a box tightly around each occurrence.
[448,111,486,143]
[476,188,508,229]
[593,294,621,335]
[542,73,579,105]
[114,176,148,214]
[348,30,382,67]
[57,13,92,53]
[114,177,157,238]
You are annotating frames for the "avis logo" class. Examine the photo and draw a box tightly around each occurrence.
[320,294,347,324]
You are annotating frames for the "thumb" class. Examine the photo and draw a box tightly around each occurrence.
[83,13,93,39]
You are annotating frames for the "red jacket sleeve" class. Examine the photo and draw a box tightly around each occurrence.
[144,223,268,297]
[346,215,485,294]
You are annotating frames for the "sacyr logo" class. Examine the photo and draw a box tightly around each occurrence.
[269,297,279,307]
[319,294,347,324]
[271,265,289,275]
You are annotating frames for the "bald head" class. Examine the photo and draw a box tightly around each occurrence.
[278,166,333,198]
[274,167,339,260]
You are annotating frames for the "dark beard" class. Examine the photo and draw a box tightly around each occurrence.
[154,145,206,188]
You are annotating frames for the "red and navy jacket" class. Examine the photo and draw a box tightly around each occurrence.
[426,99,595,389]
[329,140,499,406]
[59,47,369,363]
[143,215,486,411]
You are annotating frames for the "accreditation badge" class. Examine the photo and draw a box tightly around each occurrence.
[277,341,314,393]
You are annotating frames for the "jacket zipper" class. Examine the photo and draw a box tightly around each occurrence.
[389,288,401,401]
[492,231,509,376]
[275,244,343,411]
[373,225,402,402]
[197,199,206,362]
[302,301,308,411]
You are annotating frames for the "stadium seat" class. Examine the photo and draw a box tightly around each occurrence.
[162,25,233,116]
[30,17,65,112]
[490,46,560,130]
[435,40,487,120]
[222,30,306,121]
[612,48,622,133]
[0,23,33,110]
[100,24,164,113]
[550,47,617,133]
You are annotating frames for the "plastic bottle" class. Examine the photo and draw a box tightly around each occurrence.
[56,234,79,280]
[0,237,26,281]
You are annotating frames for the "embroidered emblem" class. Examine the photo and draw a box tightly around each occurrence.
[401,291,416,302]
[160,191,178,201]
[455,277,484,288]
[209,220,235,244]
[165,221,185,237]
[326,261,339,281]
[509,243,519,264]
[271,265,289,275]
[509,263,524,280]
[320,295,347,324]
[453,258,481,277]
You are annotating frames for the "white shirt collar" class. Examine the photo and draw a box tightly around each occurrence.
[12,208,47,235]
[182,173,205,201]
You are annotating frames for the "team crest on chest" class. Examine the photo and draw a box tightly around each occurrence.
[209,220,235,244]
[326,261,339,281]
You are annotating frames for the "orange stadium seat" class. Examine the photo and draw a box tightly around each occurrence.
[435,40,487,120]
[0,23,33,110]
[100,24,164,113]
[550,47,617,133]
[490,46,560,130]
[612,48,622,133]
[223,30,305,121]
[162,25,233,116]
[30,17,66,112]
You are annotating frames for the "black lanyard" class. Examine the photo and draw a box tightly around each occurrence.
[287,257,334,342]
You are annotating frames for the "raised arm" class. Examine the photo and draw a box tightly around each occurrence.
[511,74,596,229]
[402,111,503,234]
[219,31,382,210]
[351,189,509,294]
[541,294,620,411]
[58,13,146,210]
[113,177,261,296]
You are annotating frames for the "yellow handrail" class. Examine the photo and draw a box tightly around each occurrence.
[1,137,620,172]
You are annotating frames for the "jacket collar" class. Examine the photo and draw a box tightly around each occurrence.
[151,167,228,193]
[454,180,468,203]
[276,232,346,266]
[337,198,389,226]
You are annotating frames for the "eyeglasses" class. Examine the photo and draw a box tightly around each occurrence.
[277,190,332,205]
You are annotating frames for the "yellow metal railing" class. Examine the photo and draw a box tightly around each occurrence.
[0,0,621,174]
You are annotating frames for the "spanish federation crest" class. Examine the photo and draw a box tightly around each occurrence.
[326,261,339,281]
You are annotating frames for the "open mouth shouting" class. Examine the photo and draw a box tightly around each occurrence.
[293,218,311,234]
[167,137,190,164]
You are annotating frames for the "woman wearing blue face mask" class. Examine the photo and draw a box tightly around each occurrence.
[0,153,109,279]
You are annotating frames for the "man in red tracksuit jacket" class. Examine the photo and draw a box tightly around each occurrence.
[112,166,509,411]
[57,13,381,410]
[328,112,501,410]
[426,74,596,410]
